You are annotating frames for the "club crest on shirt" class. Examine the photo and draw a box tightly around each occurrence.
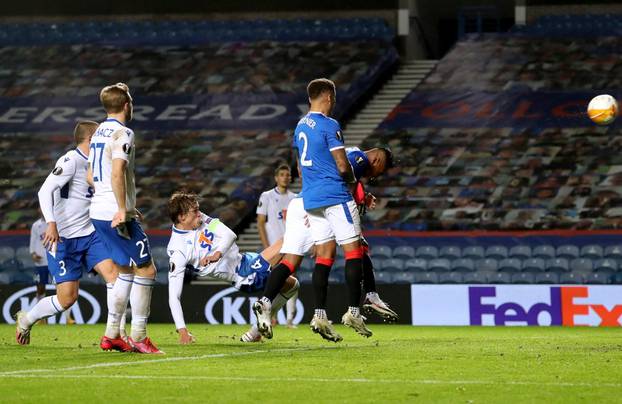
[122,143,132,154]
[336,130,343,141]
[52,166,63,175]
[356,156,364,165]
[169,262,175,272]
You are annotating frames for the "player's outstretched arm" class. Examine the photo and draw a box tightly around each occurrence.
[37,158,74,248]
[168,253,194,344]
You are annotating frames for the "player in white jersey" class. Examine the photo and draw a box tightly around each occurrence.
[29,215,50,305]
[166,191,299,344]
[256,163,297,327]
[15,122,121,345]
[88,83,161,354]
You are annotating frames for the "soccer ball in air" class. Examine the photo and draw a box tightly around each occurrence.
[587,94,618,125]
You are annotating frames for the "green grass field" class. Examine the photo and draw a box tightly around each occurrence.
[0,324,620,403]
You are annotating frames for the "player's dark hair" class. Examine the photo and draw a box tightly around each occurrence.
[274,163,291,177]
[380,147,395,169]
[307,78,335,101]
[100,82,131,113]
[168,191,199,224]
[73,120,99,145]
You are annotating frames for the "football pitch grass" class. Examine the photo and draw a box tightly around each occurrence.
[0,324,620,403]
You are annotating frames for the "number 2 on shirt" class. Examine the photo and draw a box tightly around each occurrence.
[298,132,313,167]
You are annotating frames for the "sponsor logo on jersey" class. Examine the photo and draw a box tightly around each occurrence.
[198,229,214,250]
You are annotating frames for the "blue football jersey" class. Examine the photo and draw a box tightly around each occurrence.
[346,147,369,182]
[293,112,352,210]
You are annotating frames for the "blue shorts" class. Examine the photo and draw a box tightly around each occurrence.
[46,232,110,284]
[237,252,271,293]
[91,219,152,267]
[34,265,50,285]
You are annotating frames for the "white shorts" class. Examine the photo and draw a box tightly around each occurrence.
[280,198,314,256]
[307,200,361,245]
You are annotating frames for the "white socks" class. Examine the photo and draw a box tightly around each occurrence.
[23,295,64,327]
[105,274,133,339]
[130,276,155,342]
[286,292,298,321]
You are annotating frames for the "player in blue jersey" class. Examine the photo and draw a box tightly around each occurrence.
[253,146,397,341]
[255,78,372,340]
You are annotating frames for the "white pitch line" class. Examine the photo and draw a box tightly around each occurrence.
[0,374,620,389]
[0,346,338,376]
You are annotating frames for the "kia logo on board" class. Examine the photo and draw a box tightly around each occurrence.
[204,287,304,325]
[2,285,101,324]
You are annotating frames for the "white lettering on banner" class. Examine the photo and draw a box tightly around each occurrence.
[204,287,304,325]
[0,107,37,123]
[410,284,622,327]
[2,285,100,324]
[190,105,233,120]
[131,105,155,121]
[155,104,197,120]
[32,107,76,123]
[239,104,286,120]
[77,107,106,121]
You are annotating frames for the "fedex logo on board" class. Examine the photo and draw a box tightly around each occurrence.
[469,286,622,327]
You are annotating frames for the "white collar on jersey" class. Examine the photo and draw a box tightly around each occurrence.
[308,111,327,117]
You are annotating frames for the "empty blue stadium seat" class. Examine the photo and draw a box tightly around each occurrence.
[580,245,603,260]
[556,245,580,260]
[428,258,451,272]
[512,272,535,284]
[404,258,427,272]
[328,271,345,284]
[485,246,508,260]
[299,259,315,272]
[381,258,405,272]
[151,246,169,271]
[451,258,475,272]
[498,258,522,273]
[509,245,531,260]
[415,246,438,260]
[439,246,461,260]
[15,246,32,268]
[374,271,393,284]
[297,271,313,284]
[522,258,545,272]
[476,258,498,272]
[586,272,610,285]
[559,272,583,284]
[392,246,415,260]
[569,258,593,273]
[604,245,622,260]
[372,245,392,260]
[594,258,618,272]
[0,246,14,262]
[413,272,438,284]
[612,273,622,284]
[392,272,416,284]
[532,245,555,260]
[535,272,558,284]
[463,271,489,284]
[547,258,569,273]
[439,272,463,284]
[489,272,511,284]
[462,246,485,260]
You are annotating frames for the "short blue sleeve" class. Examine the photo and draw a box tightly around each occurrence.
[325,120,344,151]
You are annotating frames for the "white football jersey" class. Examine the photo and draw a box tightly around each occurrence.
[37,148,95,239]
[29,218,48,265]
[88,118,137,221]
[167,213,241,284]
[256,187,296,245]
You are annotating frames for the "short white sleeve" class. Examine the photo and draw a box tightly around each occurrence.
[111,128,134,161]
[256,192,268,215]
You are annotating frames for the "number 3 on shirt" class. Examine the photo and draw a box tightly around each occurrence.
[298,132,313,167]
